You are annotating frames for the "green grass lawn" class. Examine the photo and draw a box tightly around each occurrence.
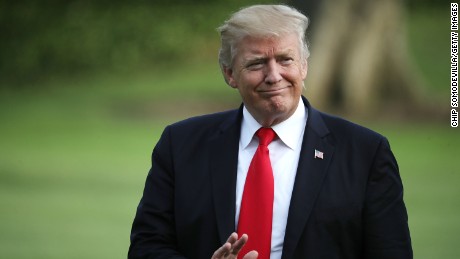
[0,4,458,259]
[0,64,238,259]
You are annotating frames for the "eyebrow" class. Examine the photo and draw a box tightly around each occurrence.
[243,49,295,61]
[243,57,267,64]
[242,51,295,64]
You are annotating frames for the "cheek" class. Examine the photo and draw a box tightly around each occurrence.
[240,72,264,88]
[286,67,306,84]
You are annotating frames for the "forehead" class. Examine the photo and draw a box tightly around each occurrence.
[236,33,300,57]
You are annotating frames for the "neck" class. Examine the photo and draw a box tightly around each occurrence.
[252,109,297,128]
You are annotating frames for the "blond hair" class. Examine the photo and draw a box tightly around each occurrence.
[217,4,310,70]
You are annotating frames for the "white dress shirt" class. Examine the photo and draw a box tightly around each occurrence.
[235,98,308,259]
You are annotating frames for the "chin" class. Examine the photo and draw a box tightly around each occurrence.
[268,97,290,110]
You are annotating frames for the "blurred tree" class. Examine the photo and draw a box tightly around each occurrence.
[291,0,424,118]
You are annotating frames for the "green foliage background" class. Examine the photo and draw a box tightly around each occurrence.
[0,1,458,259]
[1,0,272,84]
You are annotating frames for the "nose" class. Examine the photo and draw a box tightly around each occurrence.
[264,60,282,85]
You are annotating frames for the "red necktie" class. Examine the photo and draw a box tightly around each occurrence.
[237,128,276,259]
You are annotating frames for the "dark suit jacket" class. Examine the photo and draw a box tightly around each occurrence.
[128,97,412,259]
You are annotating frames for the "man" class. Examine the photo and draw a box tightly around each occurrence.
[128,5,412,259]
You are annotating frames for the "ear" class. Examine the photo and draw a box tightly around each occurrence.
[222,66,238,88]
[301,60,308,80]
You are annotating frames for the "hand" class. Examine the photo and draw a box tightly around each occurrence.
[211,232,258,259]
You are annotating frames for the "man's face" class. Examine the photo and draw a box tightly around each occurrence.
[224,33,308,126]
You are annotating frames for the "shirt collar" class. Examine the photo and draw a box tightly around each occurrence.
[240,98,307,150]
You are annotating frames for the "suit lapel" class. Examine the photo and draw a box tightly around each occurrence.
[281,99,335,259]
[209,108,243,244]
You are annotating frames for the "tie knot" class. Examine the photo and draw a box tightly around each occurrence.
[256,128,276,146]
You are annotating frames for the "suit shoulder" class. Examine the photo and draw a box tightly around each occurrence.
[153,109,240,154]
[159,109,240,144]
[319,112,386,143]
[169,109,239,130]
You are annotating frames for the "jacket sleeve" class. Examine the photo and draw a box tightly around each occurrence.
[363,137,413,259]
[128,126,188,259]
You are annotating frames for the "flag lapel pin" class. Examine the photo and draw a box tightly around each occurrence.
[314,149,324,159]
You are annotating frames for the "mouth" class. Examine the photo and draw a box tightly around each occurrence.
[258,86,288,95]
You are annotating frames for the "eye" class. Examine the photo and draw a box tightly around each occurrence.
[246,61,264,70]
[279,57,294,66]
